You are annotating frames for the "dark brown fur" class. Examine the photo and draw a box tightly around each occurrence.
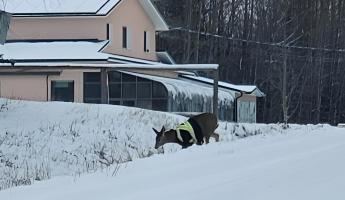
[153,113,220,149]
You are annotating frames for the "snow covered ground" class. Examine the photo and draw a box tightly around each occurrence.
[1,98,345,199]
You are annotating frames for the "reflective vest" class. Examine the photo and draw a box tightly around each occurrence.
[176,121,197,144]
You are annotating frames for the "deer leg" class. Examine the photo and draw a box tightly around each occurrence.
[205,136,210,144]
[211,133,220,142]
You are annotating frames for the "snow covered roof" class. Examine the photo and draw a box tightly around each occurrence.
[181,75,265,97]
[107,55,161,65]
[0,40,164,65]
[1,0,119,15]
[2,0,169,31]
[0,40,110,61]
[121,71,235,103]
[0,41,218,70]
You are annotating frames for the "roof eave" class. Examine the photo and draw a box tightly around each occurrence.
[180,74,265,97]
[251,88,266,97]
[139,0,169,31]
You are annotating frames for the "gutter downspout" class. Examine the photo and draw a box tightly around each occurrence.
[234,91,244,122]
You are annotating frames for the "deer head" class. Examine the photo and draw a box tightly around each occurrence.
[153,126,181,149]
[153,126,166,149]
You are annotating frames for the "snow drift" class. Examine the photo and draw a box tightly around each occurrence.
[0,98,343,193]
[1,115,345,200]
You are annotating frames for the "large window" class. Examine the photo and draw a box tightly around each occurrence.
[84,72,101,104]
[107,71,168,111]
[152,82,168,111]
[51,80,74,102]
[83,71,168,111]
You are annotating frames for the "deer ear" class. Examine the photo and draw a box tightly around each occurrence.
[152,128,159,135]
[161,126,165,133]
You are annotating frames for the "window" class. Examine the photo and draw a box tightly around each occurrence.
[109,71,121,82]
[138,77,151,82]
[122,83,136,98]
[84,73,101,103]
[122,26,127,48]
[123,100,135,107]
[106,23,111,41]
[109,71,122,99]
[109,83,121,98]
[153,82,168,98]
[109,100,120,105]
[106,71,168,111]
[122,26,131,49]
[84,72,100,82]
[51,81,74,102]
[84,84,101,99]
[137,100,152,109]
[152,99,167,111]
[122,73,136,82]
[137,82,151,98]
[144,31,149,52]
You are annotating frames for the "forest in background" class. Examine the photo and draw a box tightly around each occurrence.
[154,0,345,125]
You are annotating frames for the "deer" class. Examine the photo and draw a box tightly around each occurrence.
[153,113,220,149]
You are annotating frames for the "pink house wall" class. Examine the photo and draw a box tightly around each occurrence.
[47,70,86,103]
[0,69,99,103]
[7,17,105,41]
[0,75,48,101]
[7,0,158,61]
[103,0,157,60]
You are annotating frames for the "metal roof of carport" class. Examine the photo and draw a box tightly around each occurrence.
[0,61,220,117]
[181,75,265,97]
[120,70,235,102]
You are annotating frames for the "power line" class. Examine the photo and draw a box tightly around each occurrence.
[162,29,345,64]
[167,27,345,53]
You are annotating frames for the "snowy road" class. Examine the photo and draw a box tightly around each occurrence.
[1,127,345,200]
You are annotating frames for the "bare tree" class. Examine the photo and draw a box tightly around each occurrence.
[156,0,345,124]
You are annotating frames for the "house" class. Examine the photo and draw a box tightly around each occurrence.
[0,0,264,122]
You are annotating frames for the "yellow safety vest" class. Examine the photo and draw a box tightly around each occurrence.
[176,121,197,144]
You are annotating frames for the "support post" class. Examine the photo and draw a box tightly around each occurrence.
[101,68,109,104]
[213,69,219,117]
[0,11,12,45]
[234,92,244,122]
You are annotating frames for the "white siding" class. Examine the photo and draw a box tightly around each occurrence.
[238,101,256,123]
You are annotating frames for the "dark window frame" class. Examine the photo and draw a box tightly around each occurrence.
[144,31,147,52]
[84,72,101,104]
[137,82,152,99]
[106,71,169,111]
[122,26,127,49]
[106,23,110,40]
[51,80,75,102]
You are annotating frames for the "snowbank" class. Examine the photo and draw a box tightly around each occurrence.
[1,118,345,200]
[0,98,341,191]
